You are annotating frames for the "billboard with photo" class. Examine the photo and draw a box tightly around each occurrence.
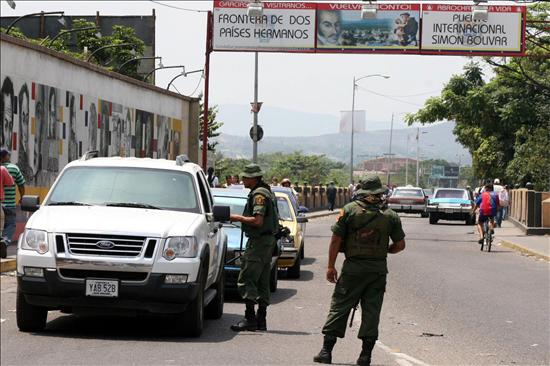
[213,1,316,52]
[316,3,421,52]
[421,3,525,55]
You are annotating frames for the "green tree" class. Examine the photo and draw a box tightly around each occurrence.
[406,4,550,190]
[199,94,224,153]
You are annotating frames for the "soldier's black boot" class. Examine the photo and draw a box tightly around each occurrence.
[230,300,257,331]
[313,335,337,364]
[356,338,376,366]
[256,301,268,331]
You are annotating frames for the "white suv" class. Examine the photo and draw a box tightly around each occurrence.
[16,154,229,337]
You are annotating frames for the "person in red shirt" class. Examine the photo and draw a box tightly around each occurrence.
[474,182,500,244]
[1,164,15,258]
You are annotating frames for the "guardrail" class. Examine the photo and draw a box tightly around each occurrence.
[509,189,550,235]
[294,185,351,212]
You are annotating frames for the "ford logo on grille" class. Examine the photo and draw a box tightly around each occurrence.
[96,241,115,249]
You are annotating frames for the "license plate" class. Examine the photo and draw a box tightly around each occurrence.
[401,200,414,204]
[445,209,454,214]
[85,279,119,297]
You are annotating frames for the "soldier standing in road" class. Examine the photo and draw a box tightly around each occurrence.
[314,175,406,366]
[229,164,278,332]
[327,181,337,211]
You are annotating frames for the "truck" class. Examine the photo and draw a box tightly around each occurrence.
[16,153,229,337]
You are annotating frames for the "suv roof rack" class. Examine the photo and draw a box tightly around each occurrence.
[176,154,190,166]
[80,150,99,161]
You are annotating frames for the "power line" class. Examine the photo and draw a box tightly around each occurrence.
[148,0,209,13]
[356,86,424,107]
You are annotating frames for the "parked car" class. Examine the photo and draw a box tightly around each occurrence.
[16,154,229,337]
[272,188,308,279]
[212,188,281,292]
[426,188,475,225]
[387,186,428,217]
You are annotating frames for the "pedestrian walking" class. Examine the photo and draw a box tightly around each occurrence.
[497,184,510,225]
[206,167,219,188]
[314,175,406,366]
[1,163,14,258]
[327,181,337,211]
[229,164,278,332]
[1,148,25,248]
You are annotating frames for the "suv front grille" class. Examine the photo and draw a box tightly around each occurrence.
[59,269,148,281]
[66,233,147,257]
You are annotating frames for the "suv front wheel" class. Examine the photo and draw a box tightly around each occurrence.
[17,289,47,332]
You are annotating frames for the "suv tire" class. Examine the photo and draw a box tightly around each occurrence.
[299,242,305,260]
[205,266,224,320]
[182,270,205,337]
[287,256,301,279]
[17,289,47,332]
[429,213,438,225]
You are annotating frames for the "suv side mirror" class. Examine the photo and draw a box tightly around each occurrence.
[212,205,230,222]
[21,195,40,212]
[296,216,309,223]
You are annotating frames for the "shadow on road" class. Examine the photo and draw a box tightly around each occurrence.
[302,257,317,265]
[36,312,244,342]
[279,270,314,282]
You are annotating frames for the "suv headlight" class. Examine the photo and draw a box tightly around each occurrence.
[21,229,49,254]
[163,236,198,260]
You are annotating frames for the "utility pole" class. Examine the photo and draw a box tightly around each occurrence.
[252,52,259,163]
[405,134,409,186]
[416,127,420,187]
[387,113,394,186]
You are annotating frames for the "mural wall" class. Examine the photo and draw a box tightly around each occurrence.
[1,75,184,188]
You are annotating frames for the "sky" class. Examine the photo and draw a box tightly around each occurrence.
[0,1,501,129]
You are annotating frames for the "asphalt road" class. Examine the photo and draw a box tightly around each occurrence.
[1,215,548,366]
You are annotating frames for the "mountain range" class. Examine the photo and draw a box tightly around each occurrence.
[214,104,471,165]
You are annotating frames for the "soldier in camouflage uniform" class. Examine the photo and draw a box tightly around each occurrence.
[229,164,278,332]
[314,175,406,365]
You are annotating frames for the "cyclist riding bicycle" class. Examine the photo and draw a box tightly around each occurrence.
[474,182,500,244]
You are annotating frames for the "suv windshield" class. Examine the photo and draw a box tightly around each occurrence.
[393,189,424,197]
[46,167,199,212]
[435,189,468,199]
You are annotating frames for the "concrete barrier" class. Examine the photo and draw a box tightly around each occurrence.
[509,189,550,234]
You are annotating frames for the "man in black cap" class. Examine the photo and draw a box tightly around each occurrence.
[314,175,406,366]
[229,163,278,332]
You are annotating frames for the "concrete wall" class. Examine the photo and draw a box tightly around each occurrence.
[1,34,199,197]
[509,189,550,234]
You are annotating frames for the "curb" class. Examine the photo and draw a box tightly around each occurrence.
[0,257,16,273]
[498,240,549,262]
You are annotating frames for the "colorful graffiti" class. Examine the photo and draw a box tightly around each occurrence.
[0,75,184,187]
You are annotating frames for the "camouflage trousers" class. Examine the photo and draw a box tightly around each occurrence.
[322,270,387,339]
[237,235,275,304]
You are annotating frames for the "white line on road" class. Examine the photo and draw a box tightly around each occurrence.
[377,340,431,366]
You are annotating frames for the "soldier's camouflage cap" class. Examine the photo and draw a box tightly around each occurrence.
[356,175,385,195]
[241,163,265,178]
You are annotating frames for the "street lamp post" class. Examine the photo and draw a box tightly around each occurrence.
[386,112,394,186]
[5,11,66,35]
[167,68,203,91]
[144,65,185,83]
[43,26,100,48]
[415,128,428,186]
[86,43,133,62]
[117,56,162,72]
[350,74,390,184]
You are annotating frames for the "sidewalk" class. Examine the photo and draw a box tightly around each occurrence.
[495,220,550,261]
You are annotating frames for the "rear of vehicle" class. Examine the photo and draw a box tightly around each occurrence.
[274,191,307,279]
[387,187,427,217]
[16,157,228,337]
[426,188,475,225]
[212,188,281,292]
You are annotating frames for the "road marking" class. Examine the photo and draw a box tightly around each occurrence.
[377,340,431,366]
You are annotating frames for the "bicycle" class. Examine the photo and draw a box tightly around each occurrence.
[480,219,493,252]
